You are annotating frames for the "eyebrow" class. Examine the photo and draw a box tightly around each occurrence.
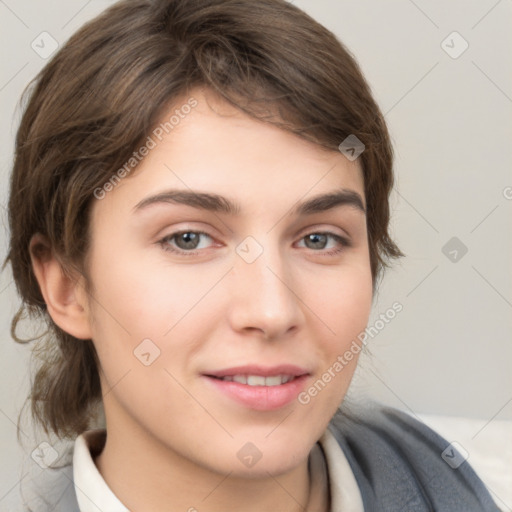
[132,188,366,216]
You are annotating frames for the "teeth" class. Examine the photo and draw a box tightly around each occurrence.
[233,375,247,384]
[247,375,266,386]
[220,375,294,386]
[262,375,282,386]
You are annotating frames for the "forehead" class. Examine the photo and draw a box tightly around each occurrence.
[92,88,365,221]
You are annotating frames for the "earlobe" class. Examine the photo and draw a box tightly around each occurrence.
[29,233,92,340]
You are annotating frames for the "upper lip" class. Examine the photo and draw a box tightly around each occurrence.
[204,364,311,378]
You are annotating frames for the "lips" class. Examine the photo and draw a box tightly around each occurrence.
[202,364,311,410]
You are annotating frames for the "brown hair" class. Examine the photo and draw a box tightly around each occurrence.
[6,0,403,440]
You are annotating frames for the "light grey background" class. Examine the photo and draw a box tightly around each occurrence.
[1,0,511,509]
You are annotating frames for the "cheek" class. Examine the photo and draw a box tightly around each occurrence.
[86,244,208,335]
[321,262,374,342]
[310,263,373,391]
[297,270,372,419]
[84,243,219,392]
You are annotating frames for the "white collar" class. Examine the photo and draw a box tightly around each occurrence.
[73,426,363,512]
[322,425,365,511]
[73,429,128,512]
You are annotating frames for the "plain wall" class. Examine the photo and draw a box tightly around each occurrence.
[1,0,511,509]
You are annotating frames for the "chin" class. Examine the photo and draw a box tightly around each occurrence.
[224,435,313,478]
[228,451,309,480]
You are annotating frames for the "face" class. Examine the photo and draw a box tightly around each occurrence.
[82,88,373,477]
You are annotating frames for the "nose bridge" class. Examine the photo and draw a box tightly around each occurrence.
[228,234,303,338]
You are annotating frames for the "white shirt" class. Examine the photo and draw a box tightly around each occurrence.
[73,426,364,512]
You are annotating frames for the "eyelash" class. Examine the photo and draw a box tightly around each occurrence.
[157,230,351,257]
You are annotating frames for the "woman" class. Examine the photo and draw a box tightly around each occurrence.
[6,0,500,510]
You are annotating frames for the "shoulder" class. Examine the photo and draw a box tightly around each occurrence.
[327,401,500,511]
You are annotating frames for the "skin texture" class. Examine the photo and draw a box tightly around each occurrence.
[30,88,373,512]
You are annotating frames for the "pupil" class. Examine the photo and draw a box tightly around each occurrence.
[179,232,198,249]
[306,233,326,249]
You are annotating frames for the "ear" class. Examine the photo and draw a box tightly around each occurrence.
[29,233,92,340]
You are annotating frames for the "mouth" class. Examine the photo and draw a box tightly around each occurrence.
[202,365,311,411]
[207,374,298,386]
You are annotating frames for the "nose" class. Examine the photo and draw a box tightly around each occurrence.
[227,239,305,341]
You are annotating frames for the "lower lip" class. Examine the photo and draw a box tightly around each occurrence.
[202,375,309,411]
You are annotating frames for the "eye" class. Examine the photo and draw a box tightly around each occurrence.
[159,230,214,255]
[296,232,351,256]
